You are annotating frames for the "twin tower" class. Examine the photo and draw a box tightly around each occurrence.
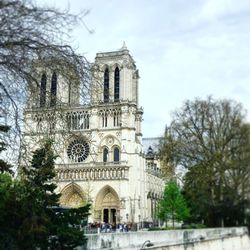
[23,44,164,224]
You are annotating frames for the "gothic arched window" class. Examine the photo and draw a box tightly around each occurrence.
[50,72,57,107]
[104,68,109,102]
[113,147,120,162]
[40,73,47,107]
[103,147,109,162]
[114,67,120,102]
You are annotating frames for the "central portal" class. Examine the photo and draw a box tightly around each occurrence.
[103,208,116,224]
[95,185,120,224]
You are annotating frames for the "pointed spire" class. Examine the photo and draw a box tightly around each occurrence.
[121,41,128,50]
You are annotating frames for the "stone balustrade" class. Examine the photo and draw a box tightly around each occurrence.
[55,162,129,181]
[83,227,249,250]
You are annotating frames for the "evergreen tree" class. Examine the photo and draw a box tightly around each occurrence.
[0,140,90,249]
[0,124,23,249]
[158,181,190,228]
[18,140,60,249]
[0,125,13,175]
[0,174,20,249]
[20,140,90,249]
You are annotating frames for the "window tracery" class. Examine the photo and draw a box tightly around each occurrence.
[113,110,121,127]
[66,111,90,130]
[67,138,90,162]
[34,113,56,132]
[99,108,121,128]
[102,112,108,127]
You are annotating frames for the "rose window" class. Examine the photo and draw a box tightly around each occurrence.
[67,139,90,162]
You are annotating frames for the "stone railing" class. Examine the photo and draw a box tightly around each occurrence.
[55,161,129,181]
[83,227,249,250]
[55,161,128,169]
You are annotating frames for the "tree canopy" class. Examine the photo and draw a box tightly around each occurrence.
[159,97,250,227]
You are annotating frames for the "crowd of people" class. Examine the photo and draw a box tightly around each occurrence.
[87,222,133,233]
[101,222,129,233]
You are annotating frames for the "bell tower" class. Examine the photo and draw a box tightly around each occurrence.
[90,42,143,142]
[27,68,80,109]
[91,42,140,106]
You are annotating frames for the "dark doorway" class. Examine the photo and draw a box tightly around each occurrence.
[103,209,109,223]
[111,209,116,224]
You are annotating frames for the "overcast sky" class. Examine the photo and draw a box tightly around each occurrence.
[38,0,250,138]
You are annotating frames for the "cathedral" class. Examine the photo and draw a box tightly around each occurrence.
[22,44,165,225]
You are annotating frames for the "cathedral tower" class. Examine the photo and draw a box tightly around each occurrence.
[22,44,164,225]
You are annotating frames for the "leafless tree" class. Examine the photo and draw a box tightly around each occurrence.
[0,0,93,166]
[159,96,250,226]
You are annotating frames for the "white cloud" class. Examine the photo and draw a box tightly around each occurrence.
[199,0,250,21]
[36,0,250,137]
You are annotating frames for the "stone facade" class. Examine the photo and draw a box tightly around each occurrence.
[22,44,165,224]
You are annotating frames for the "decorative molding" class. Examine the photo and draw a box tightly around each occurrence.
[106,136,114,146]
[98,132,104,138]
[55,165,129,181]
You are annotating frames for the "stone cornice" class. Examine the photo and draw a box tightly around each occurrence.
[24,100,140,114]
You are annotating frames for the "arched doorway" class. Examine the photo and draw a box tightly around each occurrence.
[95,185,120,224]
[60,183,86,208]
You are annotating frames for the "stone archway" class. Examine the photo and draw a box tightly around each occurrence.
[95,185,120,224]
[60,183,86,208]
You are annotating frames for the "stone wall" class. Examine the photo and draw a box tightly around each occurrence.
[82,227,249,250]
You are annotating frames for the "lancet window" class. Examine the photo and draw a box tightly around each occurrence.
[103,147,109,162]
[102,112,108,127]
[40,73,47,107]
[34,113,56,132]
[99,108,121,128]
[66,111,90,130]
[113,147,120,162]
[50,72,57,107]
[113,109,121,127]
[47,113,56,132]
[114,67,120,101]
[34,114,44,132]
[104,68,109,102]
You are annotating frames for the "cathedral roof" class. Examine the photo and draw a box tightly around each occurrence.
[142,137,162,154]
